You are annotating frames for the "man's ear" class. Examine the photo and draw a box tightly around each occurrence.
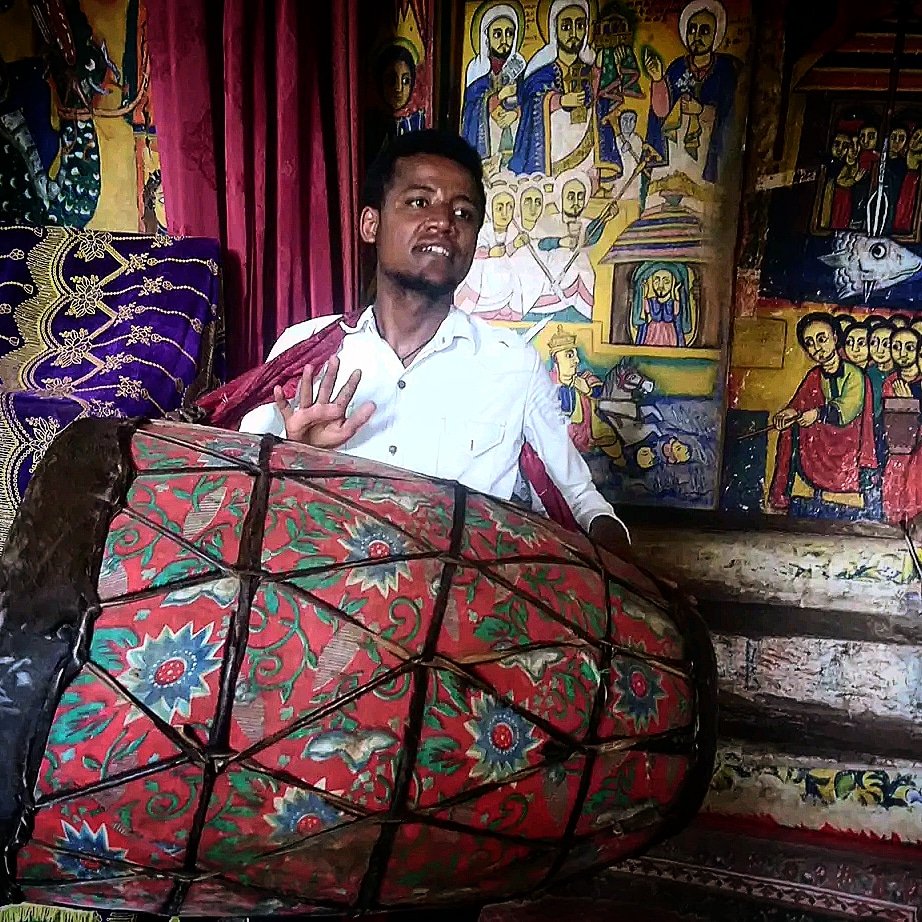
[360,206,380,244]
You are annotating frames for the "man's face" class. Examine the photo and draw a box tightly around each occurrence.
[556,5,588,55]
[554,346,580,380]
[363,154,482,298]
[491,191,515,232]
[562,178,587,219]
[383,59,413,111]
[489,15,516,59]
[686,10,717,55]
[870,327,893,365]
[891,127,908,155]
[619,110,638,137]
[859,126,878,150]
[845,327,869,365]
[520,187,543,230]
[801,321,837,365]
[651,268,675,299]
[910,128,922,153]
[830,133,850,160]
[892,330,919,369]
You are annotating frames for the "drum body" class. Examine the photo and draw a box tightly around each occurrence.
[0,420,716,917]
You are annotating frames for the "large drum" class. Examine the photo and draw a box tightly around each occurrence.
[0,420,716,917]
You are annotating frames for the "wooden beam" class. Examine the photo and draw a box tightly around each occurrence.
[628,526,922,617]
[718,692,922,762]
[696,597,922,645]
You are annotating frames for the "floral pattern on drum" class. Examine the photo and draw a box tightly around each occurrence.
[2,420,715,916]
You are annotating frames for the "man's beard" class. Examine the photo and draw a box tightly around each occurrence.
[490,46,511,61]
[559,37,584,55]
[385,268,458,299]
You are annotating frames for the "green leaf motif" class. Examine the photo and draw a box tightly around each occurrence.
[50,698,115,747]
[417,735,463,775]
[90,626,139,672]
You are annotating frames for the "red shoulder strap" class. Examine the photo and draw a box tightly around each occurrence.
[198,313,359,430]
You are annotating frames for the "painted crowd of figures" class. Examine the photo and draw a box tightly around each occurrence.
[770,310,922,524]
[814,115,922,239]
[456,0,740,329]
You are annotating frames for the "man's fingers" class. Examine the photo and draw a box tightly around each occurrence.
[273,385,293,421]
[332,369,363,410]
[336,401,376,441]
[297,364,315,409]
[316,356,339,405]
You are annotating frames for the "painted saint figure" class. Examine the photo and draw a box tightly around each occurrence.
[455,183,523,320]
[533,175,605,320]
[461,3,526,173]
[630,263,693,347]
[879,326,922,524]
[642,0,739,185]
[769,312,876,514]
[548,324,623,461]
[508,0,619,179]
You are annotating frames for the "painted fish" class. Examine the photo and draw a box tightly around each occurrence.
[819,232,922,301]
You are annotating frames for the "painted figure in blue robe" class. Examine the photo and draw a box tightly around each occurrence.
[508,0,620,181]
[631,263,694,347]
[368,43,427,159]
[462,3,526,172]
[642,0,739,186]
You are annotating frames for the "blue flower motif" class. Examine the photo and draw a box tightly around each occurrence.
[55,821,127,879]
[120,622,222,722]
[338,519,412,596]
[612,661,665,731]
[464,692,540,783]
[266,788,345,841]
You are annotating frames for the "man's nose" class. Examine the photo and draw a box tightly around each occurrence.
[426,202,454,229]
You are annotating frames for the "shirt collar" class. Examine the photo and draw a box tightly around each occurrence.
[342,304,476,349]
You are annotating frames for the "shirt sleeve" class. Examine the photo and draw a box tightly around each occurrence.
[522,349,630,541]
[238,316,339,436]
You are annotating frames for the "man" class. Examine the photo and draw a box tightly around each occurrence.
[461,4,525,172]
[768,312,876,515]
[642,0,739,185]
[508,0,619,179]
[223,129,630,555]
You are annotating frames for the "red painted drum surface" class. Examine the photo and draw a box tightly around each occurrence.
[0,420,717,916]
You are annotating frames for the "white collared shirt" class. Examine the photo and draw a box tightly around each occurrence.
[240,306,626,536]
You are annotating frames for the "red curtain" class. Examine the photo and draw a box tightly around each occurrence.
[147,0,362,376]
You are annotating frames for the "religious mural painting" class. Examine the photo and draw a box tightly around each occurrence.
[0,0,157,232]
[457,0,751,509]
[365,0,436,162]
[723,3,922,526]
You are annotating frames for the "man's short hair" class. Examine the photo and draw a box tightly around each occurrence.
[362,129,486,223]
[796,311,840,349]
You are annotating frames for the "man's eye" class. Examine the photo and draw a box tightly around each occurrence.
[455,208,474,221]
[408,197,428,207]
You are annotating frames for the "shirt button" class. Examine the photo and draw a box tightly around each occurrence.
[388,445,397,455]
[397,379,406,390]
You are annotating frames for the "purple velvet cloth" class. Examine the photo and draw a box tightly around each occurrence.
[0,227,223,545]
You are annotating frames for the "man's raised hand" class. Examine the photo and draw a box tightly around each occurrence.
[273,356,375,449]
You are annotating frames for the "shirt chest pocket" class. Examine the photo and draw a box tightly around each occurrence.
[436,417,507,479]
